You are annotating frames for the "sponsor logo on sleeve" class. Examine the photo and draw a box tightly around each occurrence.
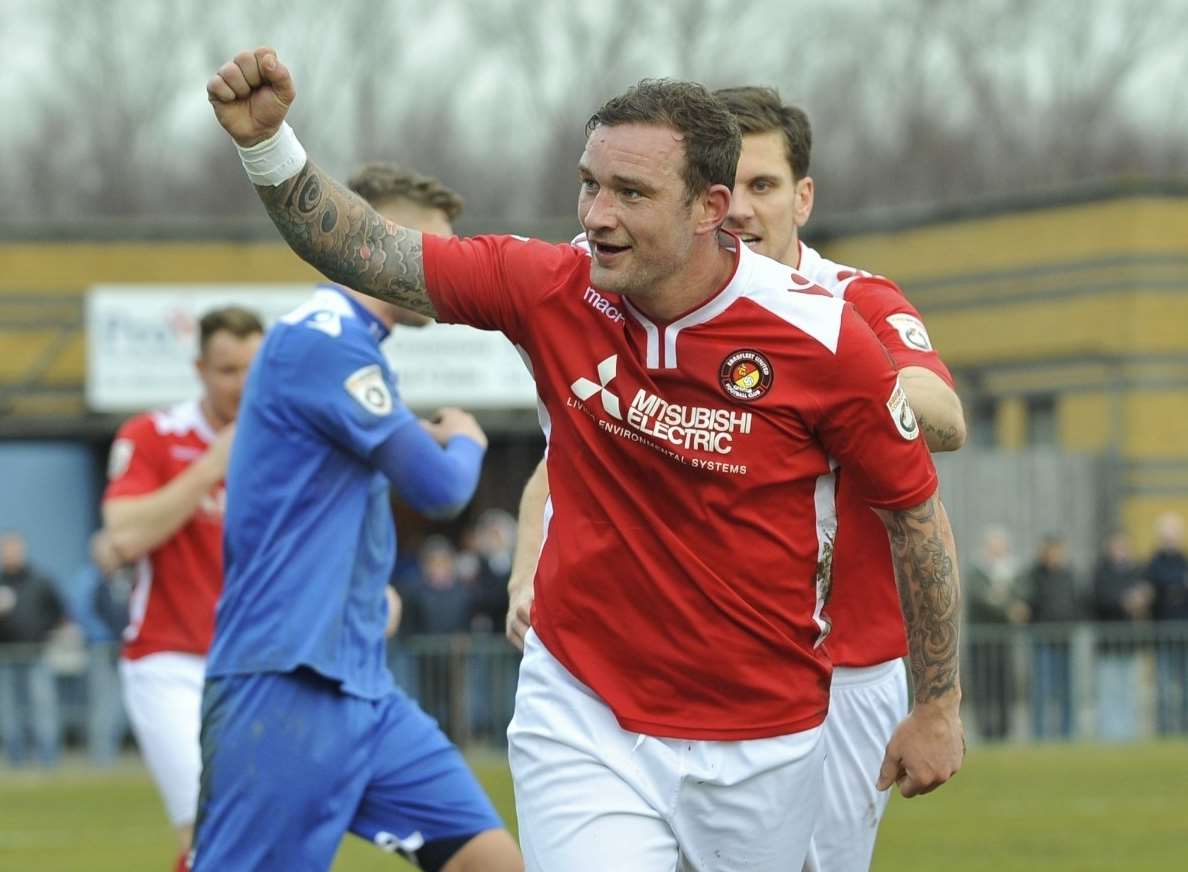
[108,438,134,480]
[719,350,774,402]
[886,379,920,441]
[886,313,933,351]
[344,364,394,416]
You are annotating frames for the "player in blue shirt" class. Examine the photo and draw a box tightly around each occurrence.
[191,165,522,872]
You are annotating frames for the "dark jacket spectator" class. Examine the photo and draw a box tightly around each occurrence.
[965,526,1028,625]
[1147,513,1188,621]
[1024,534,1081,623]
[0,532,64,645]
[401,537,471,636]
[1092,530,1153,622]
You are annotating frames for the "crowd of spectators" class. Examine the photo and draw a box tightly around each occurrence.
[964,512,1188,741]
[3,509,1187,763]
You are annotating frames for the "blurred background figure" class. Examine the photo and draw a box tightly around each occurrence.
[965,525,1027,740]
[0,530,67,768]
[66,530,133,766]
[465,508,516,634]
[1147,512,1188,735]
[1024,533,1082,740]
[1091,529,1152,741]
[401,536,472,728]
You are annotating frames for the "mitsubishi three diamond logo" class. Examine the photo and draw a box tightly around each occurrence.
[570,354,622,419]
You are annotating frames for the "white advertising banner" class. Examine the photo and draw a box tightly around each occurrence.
[85,285,539,412]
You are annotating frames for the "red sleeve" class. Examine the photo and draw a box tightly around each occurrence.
[103,415,166,501]
[844,276,954,388]
[807,305,938,510]
[422,233,587,346]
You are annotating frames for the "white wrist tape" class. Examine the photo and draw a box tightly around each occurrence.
[236,122,307,187]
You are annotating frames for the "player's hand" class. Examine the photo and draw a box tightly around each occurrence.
[421,408,488,450]
[505,576,535,651]
[201,423,238,479]
[207,47,295,147]
[384,586,403,638]
[877,697,964,798]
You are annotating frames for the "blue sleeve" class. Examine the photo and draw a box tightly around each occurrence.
[371,428,486,520]
[284,327,414,458]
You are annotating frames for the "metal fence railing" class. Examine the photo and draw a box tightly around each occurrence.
[2,622,1186,766]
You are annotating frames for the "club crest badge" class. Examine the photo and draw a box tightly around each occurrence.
[719,350,774,402]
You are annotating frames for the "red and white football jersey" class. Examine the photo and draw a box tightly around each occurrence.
[103,400,224,661]
[796,241,956,668]
[425,231,937,740]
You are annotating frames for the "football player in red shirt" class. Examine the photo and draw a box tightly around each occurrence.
[209,48,963,871]
[507,87,967,871]
[103,306,263,869]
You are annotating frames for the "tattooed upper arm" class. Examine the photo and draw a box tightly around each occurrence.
[256,161,438,318]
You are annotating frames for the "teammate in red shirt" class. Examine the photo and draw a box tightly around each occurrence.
[102,306,263,868]
[717,86,967,871]
[209,48,964,871]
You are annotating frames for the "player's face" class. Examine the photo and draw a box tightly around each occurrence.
[376,198,453,328]
[578,123,699,300]
[725,131,813,267]
[197,329,263,427]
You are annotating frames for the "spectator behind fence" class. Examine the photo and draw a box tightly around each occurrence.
[465,509,516,634]
[68,531,132,765]
[1147,512,1188,734]
[1023,533,1082,740]
[1091,529,1153,740]
[965,526,1026,740]
[0,530,66,767]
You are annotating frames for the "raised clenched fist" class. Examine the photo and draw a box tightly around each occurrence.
[207,46,296,147]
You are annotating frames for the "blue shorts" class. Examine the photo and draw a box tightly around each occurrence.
[191,668,504,871]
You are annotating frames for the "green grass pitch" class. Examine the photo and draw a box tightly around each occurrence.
[1,743,1185,870]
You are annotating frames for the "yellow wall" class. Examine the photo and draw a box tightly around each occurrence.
[821,193,1188,547]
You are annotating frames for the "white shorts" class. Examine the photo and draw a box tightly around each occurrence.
[807,658,908,872]
[508,630,825,872]
[120,652,205,827]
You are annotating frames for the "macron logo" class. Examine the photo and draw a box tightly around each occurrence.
[571,354,622,420]
[583,287,626,323]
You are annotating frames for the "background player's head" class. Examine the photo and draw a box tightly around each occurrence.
[580,79,739,301]
[348,162,464,328]
[1154,511,1185,551]
[196,305,264,429]
[715,86,814,267]
[1,529,27,573]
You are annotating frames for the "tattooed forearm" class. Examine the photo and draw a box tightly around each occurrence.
[256,162,437,317]
[879,494,961,705]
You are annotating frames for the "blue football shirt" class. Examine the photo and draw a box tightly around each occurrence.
[206,286,484,698]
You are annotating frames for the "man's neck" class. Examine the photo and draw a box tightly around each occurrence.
[779,231,802,270]
[629,235,737,323]
[199,398,228,432]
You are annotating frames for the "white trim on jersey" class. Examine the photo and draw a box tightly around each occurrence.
[622,300,662,369]
[811,464,839,647]
[150,399,215,444]
[796,241,876,301]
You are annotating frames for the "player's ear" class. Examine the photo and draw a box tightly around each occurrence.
[697,183,732,237]
[795,175,815,228]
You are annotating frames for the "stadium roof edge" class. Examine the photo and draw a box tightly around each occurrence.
[802,176,1188,245]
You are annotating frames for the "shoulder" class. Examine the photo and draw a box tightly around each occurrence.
[738,251,847,354]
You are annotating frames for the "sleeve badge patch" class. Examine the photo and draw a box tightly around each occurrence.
[886,380,920,441]
[107,438,135,480]
[344,364,394,416]
[886,313,933,351]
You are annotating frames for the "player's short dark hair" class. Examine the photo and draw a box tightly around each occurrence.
[713,86,812,181]
[199,306,264,354]
[347,163,465,221]
[587,79,741,203]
